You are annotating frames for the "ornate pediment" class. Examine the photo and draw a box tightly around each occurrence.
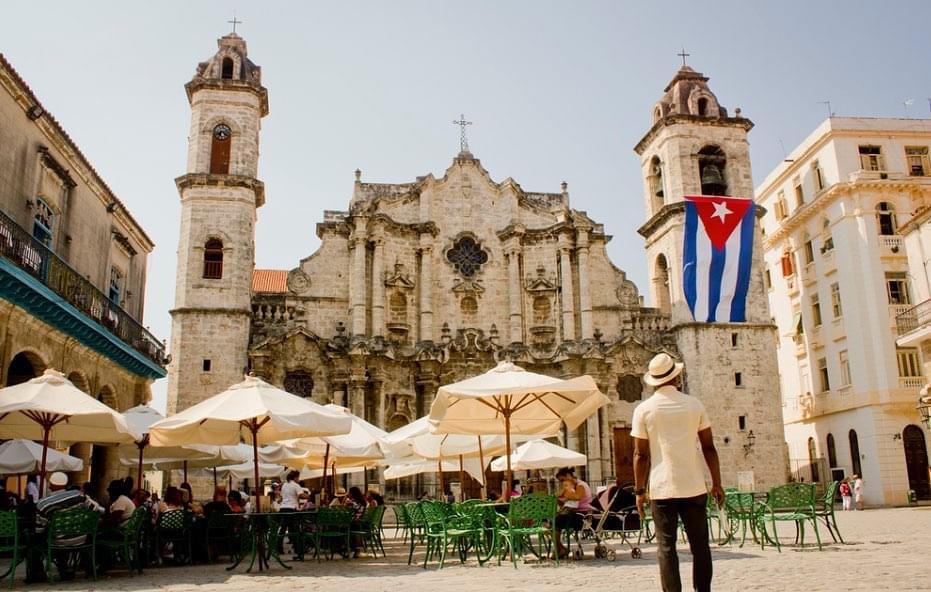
[451,278,485,296]
[384,262,415,289]
[525,265,557,292]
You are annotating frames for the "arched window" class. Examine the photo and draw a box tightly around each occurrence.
[697,97,709,117]
[221,57,234,80]
[5,351,45,386]
[209,124,232,175]
[849,429,862,477]
[283,371,314,398]
[652,106,662,124]
[389,291,408,324]
[649,156,665,212]
[807,437,820,482]
[203,238,223,279]
[826,433,838,468]
[653,254,671,314]
[32,198,54,246]
[698,145,728,196]
[877,202,897,235]
[532,296,551,325]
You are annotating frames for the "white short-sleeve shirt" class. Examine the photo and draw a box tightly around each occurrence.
[280,481,303,510]
[631,385,712,500]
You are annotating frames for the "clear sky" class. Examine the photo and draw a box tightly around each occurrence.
[2,1,929,411]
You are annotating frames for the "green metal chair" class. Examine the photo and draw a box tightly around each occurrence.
[97,507,147,575]
[496,495,558,568]
[758,483,822,552]
[722,491,763,547]
[350,505,386,558]
[392,505,410,542]
[203,510,235,562]
[313,506,352,560]
[154,510,193,565]
[418,501,485,569]
[45,507,98,582]
[0,511,26,589]
[406,502,427,565]
[813,480,843,543]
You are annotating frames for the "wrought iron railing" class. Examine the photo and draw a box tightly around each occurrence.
[896,298,931,336]
[0,208,166,367]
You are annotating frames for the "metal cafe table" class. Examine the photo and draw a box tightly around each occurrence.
[225,510,317,572]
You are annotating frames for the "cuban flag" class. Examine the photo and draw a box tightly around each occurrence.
[683,195,756,323]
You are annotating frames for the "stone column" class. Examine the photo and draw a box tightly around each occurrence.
[419,237,433,341]
[586,413,603,483]
[576,229,593,339]
[558,242,575,341]
[506,245,523,344]
[371,238,386,337]
[347,371,367,488]
[349,229,368,336]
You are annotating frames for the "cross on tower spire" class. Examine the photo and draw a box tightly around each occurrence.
[452,114,473,153]
[677,46,691,67]
[228,13,242,34]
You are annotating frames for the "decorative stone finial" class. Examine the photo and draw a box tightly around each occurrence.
[354,169,362,182]
[560,181,568,194]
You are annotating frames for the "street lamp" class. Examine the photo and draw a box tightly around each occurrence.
[917,386,931,430]
[743,430,756,457]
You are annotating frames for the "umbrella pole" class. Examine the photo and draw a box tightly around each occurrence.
[458,455,465,502]
[38,423,51,498]
[437,459,444,499]
[321,444,330,499]
[478,437,486,500]
[136,437,146,492]
[183,460,188,484]
[213,467,218,488]
[504,413,512,501]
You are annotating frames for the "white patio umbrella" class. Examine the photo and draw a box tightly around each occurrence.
[0,369,139,493]
[384,457,486,484]
[120,405,217,487]
[216,460,286,481]
[147,374,351,516]
[298,465,367,480]
[260,404,387,495]
[0,439,83,475]
[428,361,608,499]
[490,439,587,472]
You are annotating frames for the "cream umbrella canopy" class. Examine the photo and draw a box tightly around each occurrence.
[0,439,83,475]
[0,369,139,493]
[490,439,587,472]
[428,361,608,499]
[147,375,351,513]
[120,405,216,487]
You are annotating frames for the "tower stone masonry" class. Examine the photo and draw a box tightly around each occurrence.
[636,65,788,491]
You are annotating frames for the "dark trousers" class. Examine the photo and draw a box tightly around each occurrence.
[651,494,712,592]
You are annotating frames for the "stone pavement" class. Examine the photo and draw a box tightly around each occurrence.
[38,507,931,591]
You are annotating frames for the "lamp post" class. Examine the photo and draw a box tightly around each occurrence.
[917,390,931,430]
[742,430,756,457]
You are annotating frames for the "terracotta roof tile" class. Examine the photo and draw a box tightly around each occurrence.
[252,269,288,293]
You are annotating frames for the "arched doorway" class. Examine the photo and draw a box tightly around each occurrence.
[5,351,45,386]
[903,425,930,500]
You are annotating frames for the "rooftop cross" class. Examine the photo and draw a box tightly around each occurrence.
[452,114,473,153]
[677,47,690,67]
[228,13,242,34]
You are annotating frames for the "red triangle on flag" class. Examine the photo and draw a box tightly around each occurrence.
[685,195,753,250]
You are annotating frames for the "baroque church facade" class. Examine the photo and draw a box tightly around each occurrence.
[167,33,787,494]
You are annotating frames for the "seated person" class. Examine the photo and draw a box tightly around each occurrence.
[102,479,136,530]
[554,467,593,558]
[203,486,232,517]
[227,491,245,513]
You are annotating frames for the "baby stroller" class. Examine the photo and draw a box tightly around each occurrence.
[580,483,643,560]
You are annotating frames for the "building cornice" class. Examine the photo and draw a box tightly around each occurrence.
[634,114,753,155]
[174,174,266,208]
[185,78,269,117]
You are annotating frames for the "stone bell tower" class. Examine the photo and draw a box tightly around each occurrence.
[166,32,268,413]
[635,62,787,490]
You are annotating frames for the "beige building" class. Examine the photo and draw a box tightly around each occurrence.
[0,54,167,490]
[758,117,931,504]
[167,35,787,496]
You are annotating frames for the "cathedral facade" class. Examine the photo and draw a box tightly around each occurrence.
[167,33,787,495]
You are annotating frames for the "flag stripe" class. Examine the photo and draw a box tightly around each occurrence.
[683,203,698,315]
[706,236,726,322]
[729,205,756,322]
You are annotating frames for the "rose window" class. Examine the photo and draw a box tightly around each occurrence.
[446,237,488,277]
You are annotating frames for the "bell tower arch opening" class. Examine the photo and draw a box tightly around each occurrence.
[698,145,728,196]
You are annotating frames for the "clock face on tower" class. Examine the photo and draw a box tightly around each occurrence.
[213,124,231,141]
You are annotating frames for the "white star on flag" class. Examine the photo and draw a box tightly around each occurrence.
[711,201,732,223]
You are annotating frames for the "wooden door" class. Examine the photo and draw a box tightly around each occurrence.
[613,427,635,485]
[903,425,931,500]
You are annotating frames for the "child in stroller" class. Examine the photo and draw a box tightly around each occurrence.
[579,482,643,560]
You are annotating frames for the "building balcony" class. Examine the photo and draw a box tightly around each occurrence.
[0,208,166,378]
[879,235,904,255]
[896,298,931,347]
[899,376,925,390]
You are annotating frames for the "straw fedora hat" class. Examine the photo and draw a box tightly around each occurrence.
[49,472,68,487]
[335,487,347,496]
[643,353,684,387]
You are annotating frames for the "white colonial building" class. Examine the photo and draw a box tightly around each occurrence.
[758,117,931,505]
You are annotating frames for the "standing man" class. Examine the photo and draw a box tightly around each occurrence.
[632,353,725,592]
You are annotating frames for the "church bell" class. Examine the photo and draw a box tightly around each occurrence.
[700,164,727,196]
